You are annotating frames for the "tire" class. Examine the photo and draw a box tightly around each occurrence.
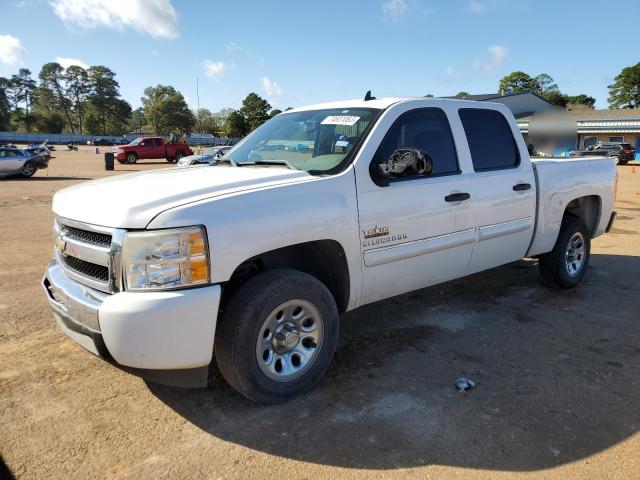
[125,153,137,164]
[539,216,590,289]
[611,155,620,165]
[174,152,185,163]
[619,160,628,165]
[214,269,339,404]
[20,161,36,177]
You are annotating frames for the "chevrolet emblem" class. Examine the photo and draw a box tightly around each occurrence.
[55,234,66,254]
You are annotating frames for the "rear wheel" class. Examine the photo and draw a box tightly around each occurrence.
[539,216,590,289]
[611,155,620,165]
[173,152,185,163]
[20,161,36,177]
[125,153,137,164]
[214,269,339,404]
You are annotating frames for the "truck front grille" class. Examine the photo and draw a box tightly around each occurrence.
[63,225,112,247]
[61,256,109,282]
[54,218,124,293]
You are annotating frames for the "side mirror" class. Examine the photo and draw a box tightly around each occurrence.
[377,148,433,178]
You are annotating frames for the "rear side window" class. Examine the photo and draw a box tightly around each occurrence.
[459,109,519,171]
[154,138,162,146]
[373,108,459,176]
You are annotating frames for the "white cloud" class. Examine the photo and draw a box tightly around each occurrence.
[473,44,507,74]
[226,42,243,54]
[383,0,408,23]
[55,56,89,69]
[0,34,26,65]
[262,76,283,98]
[466,0,487,12]
[444,65,454,78]
[202,60,226,80]
[49,0,179,39]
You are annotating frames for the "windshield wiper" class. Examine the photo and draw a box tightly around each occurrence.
[240,160,296,170]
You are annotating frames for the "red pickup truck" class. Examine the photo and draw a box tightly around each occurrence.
[115,137,193,164]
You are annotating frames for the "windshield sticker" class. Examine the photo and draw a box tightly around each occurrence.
[321,115,360,126]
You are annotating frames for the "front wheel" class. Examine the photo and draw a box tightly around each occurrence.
[539,216,590,289]
[125,153,137,164]
[214,269,339,404]
[20,161,36,177]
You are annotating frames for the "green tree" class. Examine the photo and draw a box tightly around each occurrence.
[130,107,147,133]
[223,110,247,137]
[33,111,65,133]
[608,62,640,109]
[239,92,271,131]
[194,107,219,135]
[105,98,132,134]
[453,92,470,99]
[141,84,195,135]
[498,71,536,94]
[565,94,596,108]
[39,62,75,133]
[65,65,90,134]
[9,69,37,132]
[541,90,567,107]
[0,77,10,130]
[87,66,120,134]
[269,108,283,118]
[533,74,559,95]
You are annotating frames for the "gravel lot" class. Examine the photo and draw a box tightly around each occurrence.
[1,148,639,480]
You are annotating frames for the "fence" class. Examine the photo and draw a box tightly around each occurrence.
[0,131,240,146]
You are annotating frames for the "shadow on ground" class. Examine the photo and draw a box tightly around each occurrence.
[150,254,640,471]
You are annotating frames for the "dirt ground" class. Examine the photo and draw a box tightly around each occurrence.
[1,148,639,480]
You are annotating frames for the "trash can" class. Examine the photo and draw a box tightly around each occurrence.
[104,152,114,171]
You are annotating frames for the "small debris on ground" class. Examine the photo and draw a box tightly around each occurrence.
[454,377,476,392]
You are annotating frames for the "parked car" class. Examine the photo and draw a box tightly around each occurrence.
[176,146,232,166]
[42,97,617,403]
[91,138,117,146]
[114,136,194,164]
[571,142,635,164]
[0,146,50,177]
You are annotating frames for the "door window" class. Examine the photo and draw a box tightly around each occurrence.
[583,136,597,148]
[459,109,519,171]
[154,138,162,146]
[372,108,459,177]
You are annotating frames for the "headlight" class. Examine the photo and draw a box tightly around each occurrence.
[122,226,210,291]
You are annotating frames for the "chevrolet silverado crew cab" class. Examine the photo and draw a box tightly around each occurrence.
[115,136,193,164]
[43,97,617,403]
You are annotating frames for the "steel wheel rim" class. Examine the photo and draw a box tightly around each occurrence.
[21,163,35,176]
[565,232,585,276]
[256,299,324,382]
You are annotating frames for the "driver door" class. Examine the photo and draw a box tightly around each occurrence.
[355,106,475,304]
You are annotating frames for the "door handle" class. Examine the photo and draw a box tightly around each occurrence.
[513,183,531,191]
[444,192,470,202]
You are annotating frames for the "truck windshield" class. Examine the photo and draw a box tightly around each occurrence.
[223,108,380,173]
[128,138,142,146]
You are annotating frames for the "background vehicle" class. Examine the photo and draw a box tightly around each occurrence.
[115,136,193,164]
[91,138,117,146]
[571,142,635,164]
[43,97,617,403]
[0,146,50,177]
[176,146,232,166]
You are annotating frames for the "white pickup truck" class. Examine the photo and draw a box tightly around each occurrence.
[43,97,617,403]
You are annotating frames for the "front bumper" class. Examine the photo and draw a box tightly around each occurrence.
[42,259,221,387]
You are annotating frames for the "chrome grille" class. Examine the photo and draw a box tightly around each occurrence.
[54,217,125,293]
[63,225,112,247]
[61,256,109,282]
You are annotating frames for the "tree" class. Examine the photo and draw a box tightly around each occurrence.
[87,66,120,134]
[239,92,271,131]
[194,107,219,135]
[453,92,470,99]
[105,98,132,134]
[541,90,567,107]
[39,62,75,134]
[0,77,12,130]
[608,62,640,109]
[533,74,559,95]
[269,109,282,118]
[498,71,536,94]
[565,94,596,108]
[130,107,147,133]
[65,65,90,134]
[223,110,247,137]
[141,84,195,135]
[9,69,37,132]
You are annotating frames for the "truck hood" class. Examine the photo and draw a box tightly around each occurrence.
[53,165,312,228]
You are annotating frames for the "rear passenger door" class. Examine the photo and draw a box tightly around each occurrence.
[460,108,536,274]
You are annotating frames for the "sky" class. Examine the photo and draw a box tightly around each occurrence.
[0,0,637,111]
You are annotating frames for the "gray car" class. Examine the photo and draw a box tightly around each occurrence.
[176,146,232,167]
[0,147,50,178]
